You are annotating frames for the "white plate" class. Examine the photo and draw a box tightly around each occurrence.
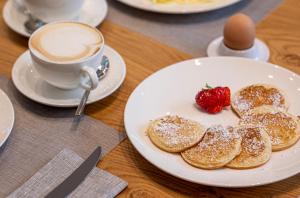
[3,0,108,37]
[0,89,14,148]
[124,57,300,187]
[117,0,241,14]
[12,45,126,107]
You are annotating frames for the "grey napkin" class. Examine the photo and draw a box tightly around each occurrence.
[7,148,127,198]
[0,76,127,197]
[107,0,282,56]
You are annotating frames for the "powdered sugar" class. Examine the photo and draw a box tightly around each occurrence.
[240,128,265,156]
[244,137,263,155]
[270,93,282,107]
[240,111,297,146]
[154,122,181,135]
[152,116,201,146]
[198,125,240,149]
[271,136,282,145]
[233,85,285,114]
[184,125,241,162]
[234,96,252,112]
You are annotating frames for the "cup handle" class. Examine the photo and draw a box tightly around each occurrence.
[80,66,98,90]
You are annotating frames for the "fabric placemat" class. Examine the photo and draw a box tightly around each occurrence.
[107,0,282,56]
[0,76,126,197]
[7,148,127,198]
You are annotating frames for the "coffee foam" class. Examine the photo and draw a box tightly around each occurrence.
[30,23,103,62]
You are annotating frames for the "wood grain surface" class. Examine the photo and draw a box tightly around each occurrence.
[1,0,300,197]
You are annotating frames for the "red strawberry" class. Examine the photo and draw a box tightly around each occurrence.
[195,84,231,114]
[214,87,231,107]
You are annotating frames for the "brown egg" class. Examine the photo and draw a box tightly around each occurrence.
[223,13,255,50]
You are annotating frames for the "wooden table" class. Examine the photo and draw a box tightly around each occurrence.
[1,0,300,197]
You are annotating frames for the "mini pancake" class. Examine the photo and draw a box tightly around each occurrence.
[227,126,272,169]
[181,125,242,169]
[232,84,288,117]
[147,115,206,153]
[239,105,300,151]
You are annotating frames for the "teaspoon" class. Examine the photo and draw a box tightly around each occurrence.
[24,14,46,34]
[75,56,110,116]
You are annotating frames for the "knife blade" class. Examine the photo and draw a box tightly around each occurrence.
[45,146,102,198]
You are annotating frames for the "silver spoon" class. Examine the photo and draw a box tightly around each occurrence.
[24,13,46,34]
[14,0,46,34]
[75,56,110,116]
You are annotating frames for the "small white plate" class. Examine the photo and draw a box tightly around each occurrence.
[117,0,241,14]
[3,0,108,37]
[0,89,14,148]
[124,57,300,187]
[207,36,270,61]
[12,45,126,107]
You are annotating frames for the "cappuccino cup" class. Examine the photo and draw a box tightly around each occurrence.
[29,22,104,90]
[23,0,84,23]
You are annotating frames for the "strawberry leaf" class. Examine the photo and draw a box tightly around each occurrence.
[205,83,213,89]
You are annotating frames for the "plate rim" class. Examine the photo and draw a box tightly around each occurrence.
[11,45,126,108]
[0,89,15,148]
[2,0,108,37]
[124,56,300,187]
[116,0,241,14]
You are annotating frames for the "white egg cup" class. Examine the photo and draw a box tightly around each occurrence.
[207,36,270,61]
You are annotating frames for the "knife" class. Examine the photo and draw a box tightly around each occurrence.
[45,146,102,198]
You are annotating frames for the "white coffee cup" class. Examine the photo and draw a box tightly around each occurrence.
[23,0,85,23]
[29,22,104,90]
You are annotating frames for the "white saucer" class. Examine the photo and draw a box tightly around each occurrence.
[0,89,14,148]
[207,36,270,61]
[12,45,126,107]
[3,0,108,37]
